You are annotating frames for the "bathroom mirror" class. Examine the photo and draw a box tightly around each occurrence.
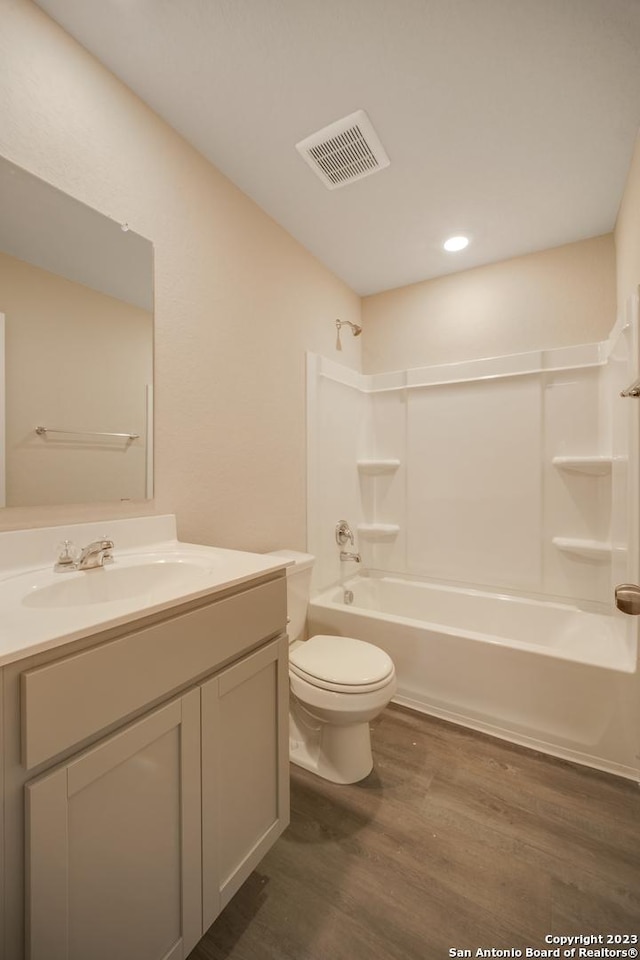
[0,156,153,507]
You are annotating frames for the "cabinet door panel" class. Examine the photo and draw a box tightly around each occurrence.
[26,690,202,960]
[201,636,289,930]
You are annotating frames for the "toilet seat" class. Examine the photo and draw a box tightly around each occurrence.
[289,635,395,694]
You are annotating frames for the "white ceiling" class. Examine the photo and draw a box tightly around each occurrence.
[34,0,640,296]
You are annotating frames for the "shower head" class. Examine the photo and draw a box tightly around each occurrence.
[335,319,362,337]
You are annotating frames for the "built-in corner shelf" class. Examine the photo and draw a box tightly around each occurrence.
[356,459,401,475]
[552,537,612,561]
[552,456,612,476]
[357,523,400,542]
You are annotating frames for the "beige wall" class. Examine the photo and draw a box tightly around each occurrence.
[1,252,152,506]
[0,0,361,547]
[361,235,616,374]
[615,131,640,308]
[1,0,634,548]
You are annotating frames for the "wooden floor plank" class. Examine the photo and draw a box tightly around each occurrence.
[191,705,640,960]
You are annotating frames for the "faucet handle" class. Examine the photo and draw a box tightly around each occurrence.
[54,539,79,572]
[335,520,355,546]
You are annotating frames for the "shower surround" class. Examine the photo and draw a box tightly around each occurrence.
[307,299,640,779]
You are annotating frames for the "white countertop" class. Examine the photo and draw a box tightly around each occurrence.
[0,516,288,667]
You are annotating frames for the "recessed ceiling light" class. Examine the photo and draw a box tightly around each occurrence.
[443,235,469,252]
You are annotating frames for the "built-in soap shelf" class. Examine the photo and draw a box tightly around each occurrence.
[357,459,401,475]
[552,455,612,476]
[552,455,614,562]
[357,523,400,541]
[357,462,400,541]
[552,537,611,561]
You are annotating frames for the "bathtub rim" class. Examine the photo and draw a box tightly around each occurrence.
[310,572,638,675]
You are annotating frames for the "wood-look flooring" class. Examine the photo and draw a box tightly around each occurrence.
[191,705,640,960]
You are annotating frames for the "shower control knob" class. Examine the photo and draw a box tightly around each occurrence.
[614,583,640,616]
[335,520,355,546]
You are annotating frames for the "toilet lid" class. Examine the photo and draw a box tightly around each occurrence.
[289,635,394,691]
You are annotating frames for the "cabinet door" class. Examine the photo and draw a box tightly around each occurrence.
[201,635,290,929]
[25,690,202,960]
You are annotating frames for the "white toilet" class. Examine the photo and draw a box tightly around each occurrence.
[270,550,396,784]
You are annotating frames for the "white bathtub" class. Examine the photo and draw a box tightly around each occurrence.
[308,575,640,780]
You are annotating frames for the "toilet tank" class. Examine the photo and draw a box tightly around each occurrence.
[268,550,315,642]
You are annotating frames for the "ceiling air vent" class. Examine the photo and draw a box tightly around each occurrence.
[295,109,390,190]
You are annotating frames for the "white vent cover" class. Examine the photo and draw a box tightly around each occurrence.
[295,109,390,190]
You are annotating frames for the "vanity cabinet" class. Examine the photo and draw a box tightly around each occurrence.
[1,572,289,960]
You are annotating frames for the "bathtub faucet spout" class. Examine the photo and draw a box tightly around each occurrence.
[340,551,361,563]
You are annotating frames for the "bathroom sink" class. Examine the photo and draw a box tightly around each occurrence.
[0,519,289,667]
[22,558,213,609]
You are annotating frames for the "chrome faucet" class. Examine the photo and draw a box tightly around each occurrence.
[78,539,115,570]
[55,538,114,571]
[336,521,360,563]
[339,550,361,563]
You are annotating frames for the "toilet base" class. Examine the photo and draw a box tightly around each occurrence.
[289,705,373,784]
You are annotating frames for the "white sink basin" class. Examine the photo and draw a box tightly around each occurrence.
[0,522,288,667]
[22,558,214,609]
